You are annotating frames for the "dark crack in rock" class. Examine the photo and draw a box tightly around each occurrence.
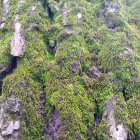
[38,89,46,117]
[107,21,116,29]
[49,40,57,55]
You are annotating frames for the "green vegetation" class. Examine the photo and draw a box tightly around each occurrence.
[0,0,140,139]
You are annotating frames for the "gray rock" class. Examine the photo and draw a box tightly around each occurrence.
[29,5,37,14]
[2,121,20,136]
[3,0,10,20]
[103,96,127,140]
[0,0,9,28]
[89,66,102,79]
[44,111,66,140]
[107,21,116,29]
[120,47,133,57]
[0,96,21,140]
[27,23,39,31]
[6,97,21,113]
[11,22,26,57]
[105,1,120,14]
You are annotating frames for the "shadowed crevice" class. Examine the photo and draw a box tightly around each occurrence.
[0,56,18,95]
[40,0,54,20]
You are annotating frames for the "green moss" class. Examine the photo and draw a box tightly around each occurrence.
[48,85,94,139]
[127,95,140,139]
[96,120,109,140]
[0,0,140,139]
[0,33,12,72]
[2,67,43,139]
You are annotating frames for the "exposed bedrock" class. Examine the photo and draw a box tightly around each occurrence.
[103,96,127,140]
[0,94,21,140]
[11,22,25,57]
[0,0,9,28]
[44,111,66,140]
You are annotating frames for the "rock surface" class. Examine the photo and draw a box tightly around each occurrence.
[103,96,127,140]
[0,0,9,28]
[11,22,25,57]
[0,95,21,140]
[44,111,66,140]
[0,0,140,139]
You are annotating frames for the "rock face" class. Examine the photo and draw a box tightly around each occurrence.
[0,0,9,28]
[11,22,25,57]
[89,66,102,79]
[104,1,120,14]
[3,0,9,19]
[0,95,21,140]
[44,111,66,140]
[1,0,140,139]
[102,96,127,140]
[120,47,133,57]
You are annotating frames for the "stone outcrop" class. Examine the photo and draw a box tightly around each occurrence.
[0,0,9,28]
[104,1,120,14]
[11,22,25,57]
[44,111,66,140]
[89,66,102,79]
[102,96,127,140]
[0,0,140,139]
[0,95,21,140]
